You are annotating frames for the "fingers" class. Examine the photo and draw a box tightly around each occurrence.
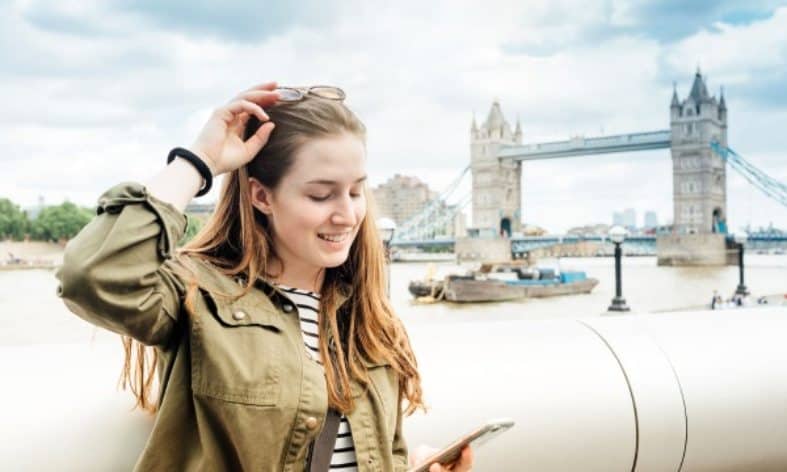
[452,446,473,471]
[244,121,275,155]
[224,99,269,123]
[232,89,281,108]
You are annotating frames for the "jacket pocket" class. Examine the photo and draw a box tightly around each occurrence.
[190,288,287,406]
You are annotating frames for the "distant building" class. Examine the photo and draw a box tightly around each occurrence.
[372,174,463,238]
[372,174,435,226]
[612,209,637,228]
[623,208,637,229]
[521,224,548,236]
[567,223,611,237]
[644,211,658,229]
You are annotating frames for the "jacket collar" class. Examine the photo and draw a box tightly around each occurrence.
[249,273,354,312]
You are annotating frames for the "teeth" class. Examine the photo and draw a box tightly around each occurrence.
[318,233,349,242]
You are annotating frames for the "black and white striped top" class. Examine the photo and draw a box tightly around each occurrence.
[274,283,359,471]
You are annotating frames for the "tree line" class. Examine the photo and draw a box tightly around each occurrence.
[0,198,202,244]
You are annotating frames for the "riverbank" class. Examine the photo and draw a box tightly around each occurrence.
[0,240,63,269]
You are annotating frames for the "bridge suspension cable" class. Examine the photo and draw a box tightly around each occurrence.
[395,165,471,241]
[711,141,787,208]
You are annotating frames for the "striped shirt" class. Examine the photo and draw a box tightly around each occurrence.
[274,283,359,471]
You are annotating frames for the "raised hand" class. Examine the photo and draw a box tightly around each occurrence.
[190,81,280,176]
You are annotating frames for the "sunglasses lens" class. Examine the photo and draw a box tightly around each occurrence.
[310,86,345,100]
[276,88,303,101]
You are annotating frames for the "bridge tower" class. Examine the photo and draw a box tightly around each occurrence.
[659,69,733,265]
[670,69,728,234]
[469,100,523,237]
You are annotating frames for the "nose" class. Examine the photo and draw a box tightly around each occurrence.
[330,194,358,227]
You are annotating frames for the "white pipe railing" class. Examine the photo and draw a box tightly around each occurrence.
[2,308,786,471]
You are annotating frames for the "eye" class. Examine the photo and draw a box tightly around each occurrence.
[308,194,330,202]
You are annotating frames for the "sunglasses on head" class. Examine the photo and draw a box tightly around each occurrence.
[274,85,346,102]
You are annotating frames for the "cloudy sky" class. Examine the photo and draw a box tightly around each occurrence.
[2,0,786,233]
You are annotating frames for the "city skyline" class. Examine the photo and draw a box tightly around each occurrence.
[2,1,786,234]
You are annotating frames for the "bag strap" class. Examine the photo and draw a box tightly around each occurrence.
[309,409,342,472]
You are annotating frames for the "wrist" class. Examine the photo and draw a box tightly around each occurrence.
[167,147,214,197]
[189,146,220,176]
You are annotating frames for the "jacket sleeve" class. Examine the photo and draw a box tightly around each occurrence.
[55,182,189,347]
[392,394,409,471]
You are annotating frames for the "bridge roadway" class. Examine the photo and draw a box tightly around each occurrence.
[391,234,787,250]
[497,130,672,161]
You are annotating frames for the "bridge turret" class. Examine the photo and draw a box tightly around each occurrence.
[514,116,523,144]
[669,69,728,236]
[470,113,479,139]
[670,82,680,121]
[719,86,727,124]
[469,99,522,238]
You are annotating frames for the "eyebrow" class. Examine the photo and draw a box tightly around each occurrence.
[305,176,368,185]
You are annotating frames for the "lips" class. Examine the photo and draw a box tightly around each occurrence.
[318,232,351,243]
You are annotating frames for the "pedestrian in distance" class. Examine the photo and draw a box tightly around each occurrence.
[56,82,473,472]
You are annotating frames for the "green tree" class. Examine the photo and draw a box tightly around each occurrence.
[179,215,204,246]
[31,202,94,242]
[0,198,30,240]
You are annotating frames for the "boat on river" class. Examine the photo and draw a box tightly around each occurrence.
[408,261,598,303]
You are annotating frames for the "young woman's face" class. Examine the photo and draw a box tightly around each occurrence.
[252,132,367,277]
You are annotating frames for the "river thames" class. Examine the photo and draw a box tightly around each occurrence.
[2,254,785,345]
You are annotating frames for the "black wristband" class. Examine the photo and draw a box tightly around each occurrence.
[167,147,213,197]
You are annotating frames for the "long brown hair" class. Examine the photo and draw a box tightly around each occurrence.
[122,96,424,416]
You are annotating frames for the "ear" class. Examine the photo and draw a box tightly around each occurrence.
[248,177,275,215]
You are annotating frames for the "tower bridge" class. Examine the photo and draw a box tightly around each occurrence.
[464,69,736,266]
[393,69,786,265]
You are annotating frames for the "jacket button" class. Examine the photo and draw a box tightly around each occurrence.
[305,416,319,430]
[232,310,247,321]
[282,303,294,313]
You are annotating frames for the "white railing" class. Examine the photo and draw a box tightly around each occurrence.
[4,308,787,470]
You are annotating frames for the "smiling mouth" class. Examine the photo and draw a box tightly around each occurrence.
[318,232,351,243]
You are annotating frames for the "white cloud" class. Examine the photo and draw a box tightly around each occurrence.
[1,0,785,233]
[665,7,787,79]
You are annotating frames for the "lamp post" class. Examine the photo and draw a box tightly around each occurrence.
[607,225,630,312]
[377,217,397,297]
[733,232,749,296]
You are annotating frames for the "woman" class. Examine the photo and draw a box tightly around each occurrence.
[56,82,473,471]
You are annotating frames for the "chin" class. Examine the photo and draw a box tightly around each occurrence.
[320,251,351,268]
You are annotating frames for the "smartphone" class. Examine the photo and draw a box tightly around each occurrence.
[407,418,515,472]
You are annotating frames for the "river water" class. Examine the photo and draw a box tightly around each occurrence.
[2,255,785,346]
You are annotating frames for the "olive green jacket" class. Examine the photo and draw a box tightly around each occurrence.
[55,182,408,472]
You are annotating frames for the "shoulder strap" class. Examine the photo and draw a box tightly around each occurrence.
[309,409,342,472]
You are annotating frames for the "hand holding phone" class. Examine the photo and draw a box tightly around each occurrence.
[407,418,515,472]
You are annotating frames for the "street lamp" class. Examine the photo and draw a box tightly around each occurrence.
[607,225,630,312]
[377,217,397,297]
[733,232,749,296]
